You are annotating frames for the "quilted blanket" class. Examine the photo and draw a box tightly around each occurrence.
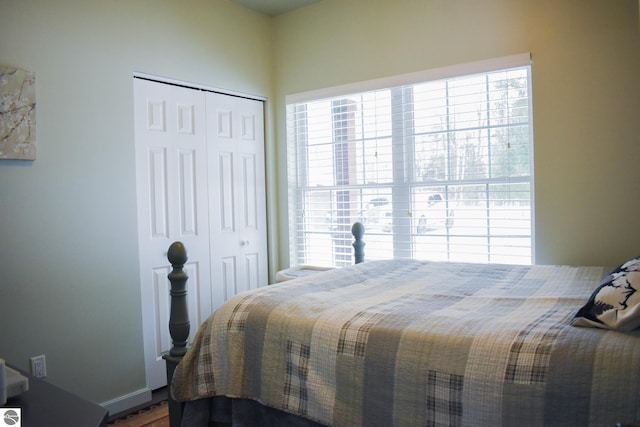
[171,260,640,427]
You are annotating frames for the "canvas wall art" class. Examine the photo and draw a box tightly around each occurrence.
[0,65,36,160]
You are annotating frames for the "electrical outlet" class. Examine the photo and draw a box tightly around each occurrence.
[30,355,46,378]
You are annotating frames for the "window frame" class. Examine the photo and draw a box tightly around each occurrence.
[286,54,534,267]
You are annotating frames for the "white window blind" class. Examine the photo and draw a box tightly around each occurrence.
[287,55,533,267]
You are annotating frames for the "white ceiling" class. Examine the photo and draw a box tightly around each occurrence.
[230,0,321,16]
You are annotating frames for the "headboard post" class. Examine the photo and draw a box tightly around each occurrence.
[163,241,189,427]
[351,222,365,264]
[166,241,190,357]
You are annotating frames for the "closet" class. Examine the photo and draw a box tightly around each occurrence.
[133,77,267,389]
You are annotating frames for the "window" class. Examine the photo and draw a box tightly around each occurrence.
[287,55,533,267]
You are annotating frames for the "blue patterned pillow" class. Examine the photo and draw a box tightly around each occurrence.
[572,256,640,331]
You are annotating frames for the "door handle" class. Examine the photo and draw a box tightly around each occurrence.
[240,240,249,246]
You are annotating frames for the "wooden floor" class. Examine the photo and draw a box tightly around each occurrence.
[106,402,168,426]
[106,387,168,424]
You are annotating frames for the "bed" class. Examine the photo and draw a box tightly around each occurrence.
[163,223,640,427]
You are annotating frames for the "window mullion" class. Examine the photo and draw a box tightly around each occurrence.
[485,74,492,263]
[391,87,411,258]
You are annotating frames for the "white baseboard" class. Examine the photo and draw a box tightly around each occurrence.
[100,387,152,416]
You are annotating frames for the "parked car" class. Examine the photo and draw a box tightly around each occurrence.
[415,193,454,234]
[324,210,355,231]
[363,195,454,234]
[325,194,454,233]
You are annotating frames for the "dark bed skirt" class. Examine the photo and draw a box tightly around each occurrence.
[181,396,329,427]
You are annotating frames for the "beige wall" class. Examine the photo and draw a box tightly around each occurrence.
[273,0,640,267]
[0,0,272,406]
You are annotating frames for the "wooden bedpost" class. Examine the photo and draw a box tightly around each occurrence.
[163,241,190,427]
[352,222,365,264]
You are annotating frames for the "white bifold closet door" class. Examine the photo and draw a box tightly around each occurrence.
[206,92,268,307]
[134,78,267,390]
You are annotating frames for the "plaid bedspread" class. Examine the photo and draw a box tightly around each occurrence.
[171,260,640,427]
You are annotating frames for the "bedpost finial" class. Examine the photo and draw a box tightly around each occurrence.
[352,222,365,264]
[167,241,188,266]
[351,222,365,239]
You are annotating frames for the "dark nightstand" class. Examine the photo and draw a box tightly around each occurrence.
[1,366,108,427]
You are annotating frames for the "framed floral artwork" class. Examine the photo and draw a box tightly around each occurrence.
[1,65,36,160]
